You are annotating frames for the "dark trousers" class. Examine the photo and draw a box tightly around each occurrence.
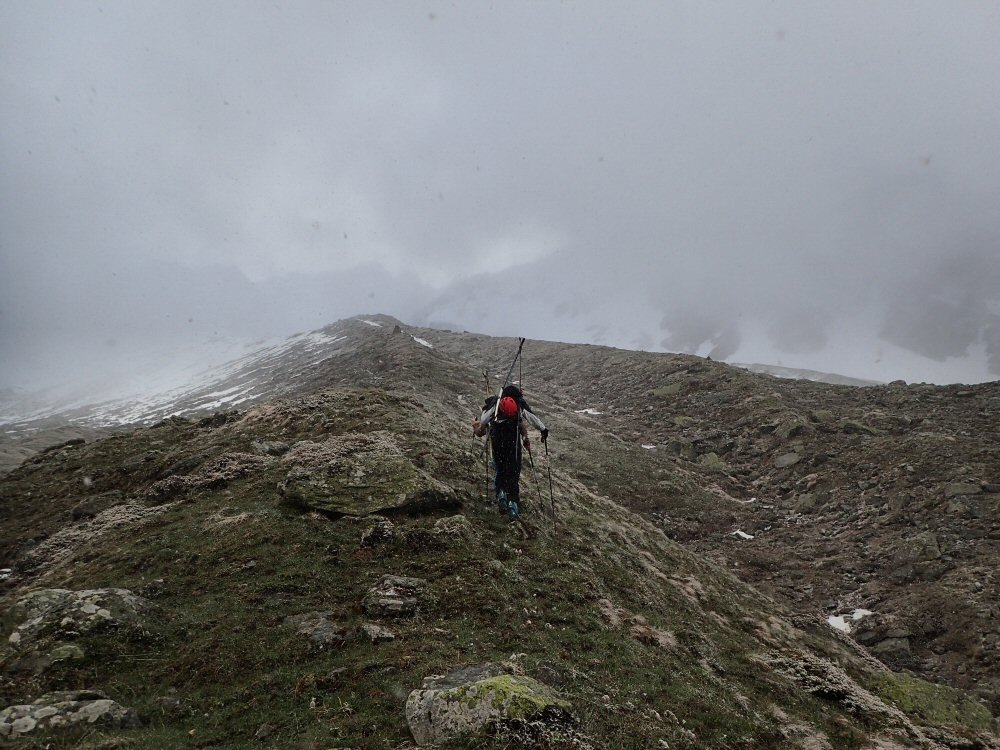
[491,439,521,506]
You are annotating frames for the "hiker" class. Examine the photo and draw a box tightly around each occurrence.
[472,384,548,521]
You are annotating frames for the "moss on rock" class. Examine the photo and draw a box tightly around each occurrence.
[406,667,573,746]
[277,432,457,516]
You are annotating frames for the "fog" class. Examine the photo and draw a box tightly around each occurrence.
[3,1,999,395]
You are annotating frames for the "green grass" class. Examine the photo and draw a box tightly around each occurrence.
[2,384,996,748]
[869,671,996,733]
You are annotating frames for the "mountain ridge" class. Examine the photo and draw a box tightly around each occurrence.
[1,315,997,748]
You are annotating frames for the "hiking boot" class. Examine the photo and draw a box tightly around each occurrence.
[507,499,520,521]
[496,490,509,515]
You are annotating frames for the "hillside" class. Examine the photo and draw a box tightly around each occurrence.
[1,316,998,749]
[415,322,1000,707]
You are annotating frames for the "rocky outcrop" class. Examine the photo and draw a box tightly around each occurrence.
[363,575,429,618]
[3,588,152,673]
[405,664,574,746]
[277,433,457,517]
[360,623,395,643]
[0,690,139,739]
[282,611,348,648]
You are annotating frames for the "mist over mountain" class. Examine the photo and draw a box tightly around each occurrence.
[2,242,996,399]
[4,3,999,395]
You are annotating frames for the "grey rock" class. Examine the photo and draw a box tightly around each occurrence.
[282,611,348,648]
[0,690,139,738]
[360,623,396,643]
[360,518,396,547]
[840,420,879,436]
[405,664,574,746]
[432,514,475,540]
[943,482,982,498]
[252,440,289,457]
[278,433,457,517]
[774,453,802,469]
[4,588,152,672]
[363,575,428,618]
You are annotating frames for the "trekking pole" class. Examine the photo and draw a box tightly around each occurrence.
[523,439,545,519]
[544,438,556,532]
[481,369,492,506]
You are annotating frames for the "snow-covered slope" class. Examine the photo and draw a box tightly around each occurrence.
[0,320,374,429]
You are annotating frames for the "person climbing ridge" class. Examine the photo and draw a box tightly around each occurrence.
[473,384,548,521]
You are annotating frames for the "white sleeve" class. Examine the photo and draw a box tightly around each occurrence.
[521,409,546,432]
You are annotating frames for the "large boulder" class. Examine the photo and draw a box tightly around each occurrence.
[277,432,457,516]
[0,690,139,739]
[405,664,574,746]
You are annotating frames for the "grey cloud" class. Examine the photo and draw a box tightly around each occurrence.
[3,1,1000,390]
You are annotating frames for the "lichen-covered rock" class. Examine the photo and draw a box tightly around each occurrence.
[363,575,428,618]
[360,517,396,547]
[0,690,139,739]
[840,419,879,436]
[360,623,395,643]
[432,514,475,540]
[405,664,574,746]
[698,452,728,473]
[252,439,290,457]
[3,588,153,673]
[282,611,348,648]
[277,432,457,517]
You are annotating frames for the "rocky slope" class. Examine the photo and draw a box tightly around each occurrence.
[416,321,1000,714]
[0,315,997,749]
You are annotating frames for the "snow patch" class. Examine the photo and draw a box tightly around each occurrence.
[731,530,755,540]
[641,444,656,450]
[361,319,383,327]
[412,336,434,348]
[575,408,603,416]
[827,609,875,633]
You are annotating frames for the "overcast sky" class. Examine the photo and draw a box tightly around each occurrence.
[2,1,999,392]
